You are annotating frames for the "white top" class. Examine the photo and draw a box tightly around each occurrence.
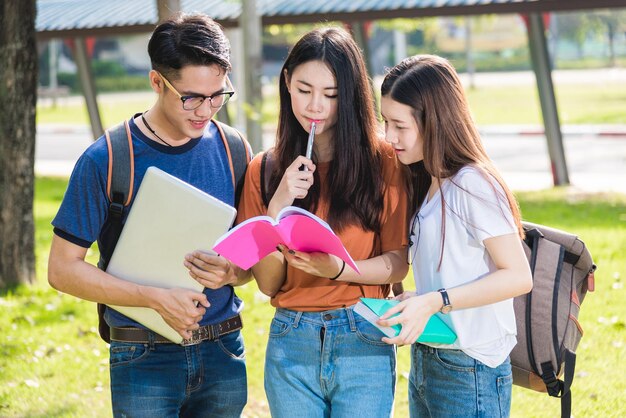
[409,166,517,368]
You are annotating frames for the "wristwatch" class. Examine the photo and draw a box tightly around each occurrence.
[437,288,453,314]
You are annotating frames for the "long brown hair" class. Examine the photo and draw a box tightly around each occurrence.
[268,27,384,233]
[381,55,524,244]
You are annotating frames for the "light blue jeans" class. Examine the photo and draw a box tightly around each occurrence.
[265,307,397,418]
[409,343,513,418]
[109,330,247,418]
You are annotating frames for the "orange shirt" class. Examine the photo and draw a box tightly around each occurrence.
[236,141,409,311]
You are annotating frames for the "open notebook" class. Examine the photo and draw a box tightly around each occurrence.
[106,166,237,343]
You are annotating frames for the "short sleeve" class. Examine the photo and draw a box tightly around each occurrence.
[378,144,410,253]
[236,153,266,225]
[451,167,516,243]
[51,152,109,247]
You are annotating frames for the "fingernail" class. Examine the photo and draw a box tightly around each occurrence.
[276,245,282,252]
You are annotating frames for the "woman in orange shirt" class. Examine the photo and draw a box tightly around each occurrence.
[236,27,409,417]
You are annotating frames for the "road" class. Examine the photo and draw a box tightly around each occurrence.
[35,125,626,194]
[480,133,626,193]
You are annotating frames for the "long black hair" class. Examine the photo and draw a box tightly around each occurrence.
[267,27,384,233]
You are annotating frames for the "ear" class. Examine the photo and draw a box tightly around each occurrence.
[148,70,163,94]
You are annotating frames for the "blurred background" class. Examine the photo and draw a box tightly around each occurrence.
[1,1,625,417]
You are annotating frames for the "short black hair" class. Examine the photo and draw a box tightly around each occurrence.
[148,12,231,79]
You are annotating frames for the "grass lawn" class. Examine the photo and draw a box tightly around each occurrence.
[0,179,624,417]
[37,96,155,128]
[37,80,626,128]
[465,84,626,125]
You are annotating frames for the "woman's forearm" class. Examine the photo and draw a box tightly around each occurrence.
[335,249,408,285]
[251,252,288,296]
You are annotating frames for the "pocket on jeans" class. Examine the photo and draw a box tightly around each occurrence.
[217,331,246,359]
[497,373,513,417]
[355,319,388,346]
[109,342,150,368]
[433,348,475,372]
[268,316,292,338]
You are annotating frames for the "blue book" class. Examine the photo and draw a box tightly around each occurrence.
[353,297,457,344]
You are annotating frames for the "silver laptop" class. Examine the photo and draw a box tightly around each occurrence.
[106,166,237,343]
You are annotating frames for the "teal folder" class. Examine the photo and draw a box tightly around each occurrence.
[354,297,457,344]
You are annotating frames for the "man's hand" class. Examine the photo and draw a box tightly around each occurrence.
[152,288,210,340]
[185,251,237,289]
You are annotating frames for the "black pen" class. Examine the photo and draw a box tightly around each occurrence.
[303,121,316,172]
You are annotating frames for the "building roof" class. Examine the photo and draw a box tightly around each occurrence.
[36,0,626,39]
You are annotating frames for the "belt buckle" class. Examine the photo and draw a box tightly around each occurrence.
[180,326,210,346]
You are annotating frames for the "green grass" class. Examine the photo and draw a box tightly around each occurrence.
[37,81,626,128]
[465,84,626,125]
[37,97,155,128]
[1,180,625,417]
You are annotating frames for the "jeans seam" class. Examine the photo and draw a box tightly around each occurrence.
[433,349,476,372]
[354,319,389,346]
[111,340,247,417]
[265,317,395,417]
[496,373,513,417]
[110,343,150,369]
[268,317,292,338]
[217,335,245,359]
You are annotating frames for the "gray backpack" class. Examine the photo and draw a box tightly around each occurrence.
[511,221,596,418]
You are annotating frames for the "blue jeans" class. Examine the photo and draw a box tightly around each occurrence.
[110,330,247,418]
[409,343,512,418]
[265,307,396,418]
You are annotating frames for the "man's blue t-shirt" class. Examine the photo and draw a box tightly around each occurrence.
[52,117,243,328]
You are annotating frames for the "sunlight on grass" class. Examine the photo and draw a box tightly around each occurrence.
[466,84,626,125]
[1,179,624,417]
[37,97,155,128]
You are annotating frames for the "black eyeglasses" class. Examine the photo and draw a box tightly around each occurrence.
[158,72,235,110]
[407,212,421,265]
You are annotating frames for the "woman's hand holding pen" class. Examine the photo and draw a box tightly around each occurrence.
[377,291,442,346]
[267,156,315,218]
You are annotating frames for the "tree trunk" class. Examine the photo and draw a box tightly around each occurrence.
[0,0,37,288]
[606,22,616,68]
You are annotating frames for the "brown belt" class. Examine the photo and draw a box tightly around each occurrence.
[110,314,243,346]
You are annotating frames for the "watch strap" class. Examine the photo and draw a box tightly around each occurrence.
[437,288,452,313]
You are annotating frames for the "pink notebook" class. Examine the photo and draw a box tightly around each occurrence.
[213,206,359,273]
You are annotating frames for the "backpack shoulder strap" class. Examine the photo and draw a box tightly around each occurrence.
[260,150,274,208]
[98,120,134,270]
[105,121,135,207]
[214,120,251,206]
[97,120,134,344]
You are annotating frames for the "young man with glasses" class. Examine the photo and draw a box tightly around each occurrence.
[48,13,251,417]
